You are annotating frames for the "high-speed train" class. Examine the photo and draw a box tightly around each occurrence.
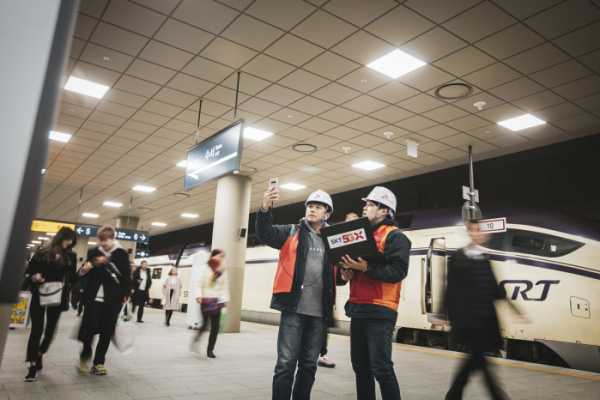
[136,205,600,373]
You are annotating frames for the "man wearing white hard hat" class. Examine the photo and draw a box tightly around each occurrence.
[340,186,411,400]
[256,186,342,400]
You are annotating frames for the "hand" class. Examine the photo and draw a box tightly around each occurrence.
[124,296,131,302]
[196,298,202,304]
[340,255,368,272]
[79,289,83,293]
[223,302,228,307]
[340,269,354,281]
[35,273,45,283]
[82,261,93,271]
[262,186,279,211]
[131,289,135,294]
[137,279,142,283]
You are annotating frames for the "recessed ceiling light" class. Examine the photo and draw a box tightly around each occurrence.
[244,127,273,141]
[173,193,189,199]
[152,222,167,227]
[38,237,49,240]
[133,185,155,193]
[292,143,317,153]
[103,201,122,207]
[49,131,71,142]
[103,56,110,61]
[89,241,97,245]
[68,108,74,112]
[497,114,546,132]
[361,79,367,83]
[82,213,98,218]
[41,169,46,174]
[64,76,109,99]
[177,160,187,167]
[32,241,41,244]
[298,166,321,173]
[46,233,56,236]
[280,183,307,190]
[181,213,199,218]
[353,161,385,171]
[287,115,293,119]
[367,49,426,79]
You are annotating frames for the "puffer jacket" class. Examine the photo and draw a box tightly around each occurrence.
[255,206,340,324]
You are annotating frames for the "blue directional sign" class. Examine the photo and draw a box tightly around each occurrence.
[75,224,149,243]
[135,250,150,258]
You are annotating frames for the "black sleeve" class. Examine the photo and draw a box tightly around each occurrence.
[255,206,293,250]
[363,230,411,284]
[114,250,131,299]
[25,255,42,281]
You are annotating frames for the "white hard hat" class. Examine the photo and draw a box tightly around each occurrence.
[305,189,333,213]
[362,186,396,212]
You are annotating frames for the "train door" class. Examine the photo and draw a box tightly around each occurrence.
[425,238,446,322]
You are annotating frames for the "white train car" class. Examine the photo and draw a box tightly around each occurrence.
[143,206,600,372]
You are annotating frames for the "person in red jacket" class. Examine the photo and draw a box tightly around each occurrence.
[340,187,411,400]
[256,187,342,400]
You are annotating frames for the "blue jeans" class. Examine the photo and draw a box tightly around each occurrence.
[273,311,327,400]
[350,318,401,400]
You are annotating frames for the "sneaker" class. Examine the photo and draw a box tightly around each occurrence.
[90,364,107,375]
[24,366,37,382]
[318,355,336,368]
[76,359,89,375]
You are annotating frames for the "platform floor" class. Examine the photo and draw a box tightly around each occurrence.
[1,307,599,400]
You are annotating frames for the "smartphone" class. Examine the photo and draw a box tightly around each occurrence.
[268,177,279,191]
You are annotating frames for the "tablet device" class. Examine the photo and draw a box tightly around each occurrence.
[320,217,388,267]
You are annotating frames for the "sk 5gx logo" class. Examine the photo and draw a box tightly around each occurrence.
[499,280,560,301]
[328,229,367,249]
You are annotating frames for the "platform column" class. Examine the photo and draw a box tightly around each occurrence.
[211,175,252,333]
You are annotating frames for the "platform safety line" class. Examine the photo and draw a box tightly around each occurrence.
[240,322,600,382]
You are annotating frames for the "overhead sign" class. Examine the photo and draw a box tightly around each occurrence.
[31,220,75,233]
[462,186,479,203]
[135,250,150,258]
[75,225,99,238]
[479,218,506,234]
[115,229,148,243]
[184,119,245,191]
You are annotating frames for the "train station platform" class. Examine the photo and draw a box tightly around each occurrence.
[1,308,599,400]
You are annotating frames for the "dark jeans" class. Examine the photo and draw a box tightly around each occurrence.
[80,301,118,365]
[165,310,173,324]
[350,318,401,400]
[320,334,329,357]
[273,311,327,400]
[26,294,63,361]
[135,290,146,321]
[446,345,506,400]
[72,291,84,314]
[194,312,221,351]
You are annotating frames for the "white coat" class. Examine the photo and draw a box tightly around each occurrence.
[162,276,182,310]
[193,264,230,304]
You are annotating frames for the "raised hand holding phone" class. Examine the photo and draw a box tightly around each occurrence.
[262,179,280,211]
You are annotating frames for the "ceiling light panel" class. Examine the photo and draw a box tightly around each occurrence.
[82,213,99,218]
[49,131,71,142]
[353,161,385,171]
[64,76,110,98]
[497,114,546,131]
[280,183,307,190]
[133,185,156,192]
[177,160,187,167]
[244,127,273,141]
[152,222,167,226]
[181,213,199,218]
[366,49,426,79]
[103,202,123,207]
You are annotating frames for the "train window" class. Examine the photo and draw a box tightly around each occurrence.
[480,232,506,251]
[151,268,162,279]
[505,229,583,258]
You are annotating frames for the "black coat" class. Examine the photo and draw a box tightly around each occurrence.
[445,247,506,350]
[82,246,131,309]
[25,250,77,308]
[133,267,152,302]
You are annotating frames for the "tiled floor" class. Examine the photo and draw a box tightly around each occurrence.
[1,307,599,399]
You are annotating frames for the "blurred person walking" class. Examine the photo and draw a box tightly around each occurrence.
[24,227,78,382]
[191,249,229,358]
[76,226,130,375]
[129,263,137,313]
[133,261,152,322]
[443,220,508,400]
[163,267,182,326]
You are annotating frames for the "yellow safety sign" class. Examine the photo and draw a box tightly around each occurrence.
[31,220,75,233]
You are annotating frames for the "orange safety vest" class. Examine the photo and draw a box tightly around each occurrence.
[349,225,403,311]
[272,225,300,294]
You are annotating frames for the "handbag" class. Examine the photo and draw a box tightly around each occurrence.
[112,303,137,354]
[38,281,64,307]
[200,298,223,315]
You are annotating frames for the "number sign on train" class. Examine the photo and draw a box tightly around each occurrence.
[479,218,507,233]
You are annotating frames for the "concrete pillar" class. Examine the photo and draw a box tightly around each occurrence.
[211,175,252,333]
[0,0,79,368]
[72,236,89,270]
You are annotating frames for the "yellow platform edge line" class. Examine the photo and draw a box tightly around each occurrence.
[240,321,600,382]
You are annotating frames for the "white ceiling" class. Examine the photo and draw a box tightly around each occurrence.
[40,0,600,235]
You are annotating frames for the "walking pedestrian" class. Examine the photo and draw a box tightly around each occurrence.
[129,263,137,313]
[24,227,78,382]
[191,249,229,358]
[133,261,152,322]
[163,267,182,326]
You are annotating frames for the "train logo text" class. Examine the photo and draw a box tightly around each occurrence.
[499,280,560,301]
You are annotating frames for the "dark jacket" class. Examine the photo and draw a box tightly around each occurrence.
[133,267,152,301]
[345,219,411,322]
[25,250,77,308]
[82,246,131,310]
[255,206,342,325]
[445,247,506,350]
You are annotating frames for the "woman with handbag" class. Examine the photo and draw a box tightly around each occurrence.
[191,249,229,358]
[24,227,78,382]
[163,267,182,326]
